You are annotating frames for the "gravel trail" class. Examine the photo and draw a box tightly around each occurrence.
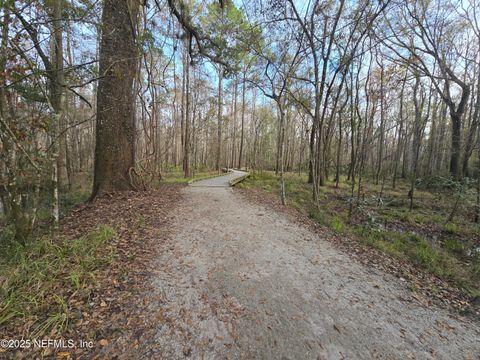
[149,173,480,360]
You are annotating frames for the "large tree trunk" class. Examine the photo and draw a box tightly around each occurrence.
[91,0,139,198]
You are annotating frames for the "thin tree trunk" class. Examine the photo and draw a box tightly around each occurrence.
[231,76,238,169]
[238,73,246,169]
[375,59,385,185]
[279,101,286,206]
[393,73,407,189]
[183,37,191,178]
[216,67,223,172]
[50,0,65,228]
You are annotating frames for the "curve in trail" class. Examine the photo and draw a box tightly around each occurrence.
[149,173,480,360]
[189,169,248,187]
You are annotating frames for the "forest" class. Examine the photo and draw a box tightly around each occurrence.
[1,0,480,358]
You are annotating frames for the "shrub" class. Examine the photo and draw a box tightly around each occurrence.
[330,217,344,233]
[414,240,439,268]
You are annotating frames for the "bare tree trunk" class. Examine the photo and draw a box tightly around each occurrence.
[183,37,191,178]
[50,0,65,228]
[238,73,246,169]
[91,0,140,198]
[476,146,480,223]
[231,76,238,169]
[216,66,223,172]
[279,102,286,206]
[252,89,259,170]
[172,54,179,166]
[463,64,480,177]
[450,113,462,179]
[348,71,357,219]
[335,111,343,189]
[426,92,438,176]
[393,73,407,189]
[410,73,422,210]
[375,59,385,185]
[180,42,186,165]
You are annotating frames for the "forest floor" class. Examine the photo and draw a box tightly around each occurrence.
[2,172,480,359]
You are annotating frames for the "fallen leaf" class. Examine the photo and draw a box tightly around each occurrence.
[183,346,191,356]
[56,351,71,359]
[333,324,344,333]
[99,339,108,346]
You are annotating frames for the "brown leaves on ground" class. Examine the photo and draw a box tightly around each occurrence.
[2,184,183,359]
[237,187,478,320]
[66,185,183,359]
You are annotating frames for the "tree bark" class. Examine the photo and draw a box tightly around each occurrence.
[449,113,462,179]
[462,64,480,177]
[91,0,139,197]
[231,76,238,168]
[238,73,246,169]
[216,67,223,172]
[393,73,407,189]
[50,0,65,228]
[183,37,191,178]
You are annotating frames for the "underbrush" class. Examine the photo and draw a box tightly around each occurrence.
[239,171,480,299]
[0,225,116,337]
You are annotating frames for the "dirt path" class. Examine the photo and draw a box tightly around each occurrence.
[147,174,480,360]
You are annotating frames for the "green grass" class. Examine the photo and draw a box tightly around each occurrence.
[444,238,464,255]
[0,225,116,336]
[330,216,345,233]
[444,222,459,234]
[239,170,480,298]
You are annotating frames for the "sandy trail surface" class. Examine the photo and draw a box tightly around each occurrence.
[147,172,480,360]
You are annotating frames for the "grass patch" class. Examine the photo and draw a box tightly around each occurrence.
[0,225,116,336]
[444,238,464,255]
[357,226,478,292]
[330,217,345,233]
[444,222,459,234]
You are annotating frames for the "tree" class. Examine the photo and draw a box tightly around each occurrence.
[383,1,471,179]
[91,0,140,198]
